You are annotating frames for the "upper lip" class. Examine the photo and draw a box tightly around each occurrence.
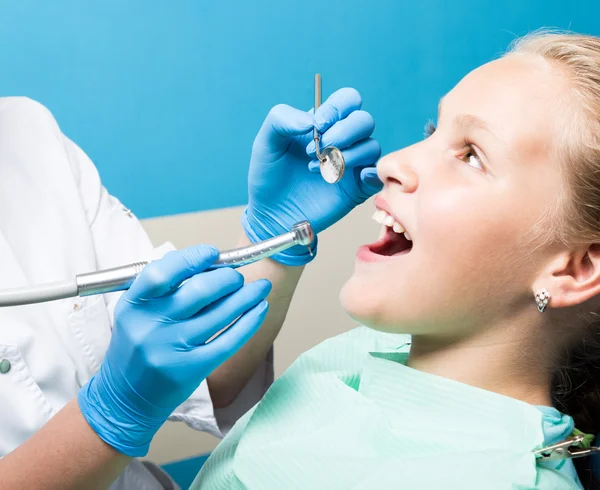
[374,195,409,235]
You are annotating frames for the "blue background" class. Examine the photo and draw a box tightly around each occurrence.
[1,2,600,485]
[0,0,598,219]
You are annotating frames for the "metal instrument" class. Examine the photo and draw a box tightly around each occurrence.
[314,74,345,184]
[533,433,600,461]
[0,220,314,307]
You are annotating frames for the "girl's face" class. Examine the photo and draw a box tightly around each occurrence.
[340,53,569,338]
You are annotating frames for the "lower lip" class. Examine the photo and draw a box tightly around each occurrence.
[356,245,407,263]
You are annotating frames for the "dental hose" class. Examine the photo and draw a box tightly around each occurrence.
[0,220,314,307]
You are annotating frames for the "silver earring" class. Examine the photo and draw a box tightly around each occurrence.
[535,288,550,313]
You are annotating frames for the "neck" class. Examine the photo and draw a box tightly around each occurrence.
[406,316,555,407]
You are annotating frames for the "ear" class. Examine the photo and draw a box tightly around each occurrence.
[537,244,600,309]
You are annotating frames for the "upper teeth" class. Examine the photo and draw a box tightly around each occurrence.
[372,209,410,240]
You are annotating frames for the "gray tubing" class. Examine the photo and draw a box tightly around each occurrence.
[0,281,79,307]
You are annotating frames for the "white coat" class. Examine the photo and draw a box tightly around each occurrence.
[0,97,273,489]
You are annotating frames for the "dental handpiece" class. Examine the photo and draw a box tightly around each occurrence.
[0,220,314,307]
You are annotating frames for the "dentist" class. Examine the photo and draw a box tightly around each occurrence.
[0,87,380,490]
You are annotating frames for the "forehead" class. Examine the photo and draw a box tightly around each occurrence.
[442,54,569,164]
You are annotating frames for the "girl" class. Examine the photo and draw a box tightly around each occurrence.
[192,30,600,489]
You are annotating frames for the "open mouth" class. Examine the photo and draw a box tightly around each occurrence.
[368,209,413,256]
[368,226,413,256]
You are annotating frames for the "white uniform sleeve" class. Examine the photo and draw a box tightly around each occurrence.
[59,132,273,438]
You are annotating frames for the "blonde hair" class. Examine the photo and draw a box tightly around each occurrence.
[506,30,600,488]
[508,30,600,246]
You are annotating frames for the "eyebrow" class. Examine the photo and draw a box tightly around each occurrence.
[438,96,493,135]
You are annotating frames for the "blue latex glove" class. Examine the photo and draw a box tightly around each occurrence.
[78,245,271,457]
[242,87,382,265]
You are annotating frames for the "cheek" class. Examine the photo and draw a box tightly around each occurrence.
[419,188,522,259]
[418,190,539,298]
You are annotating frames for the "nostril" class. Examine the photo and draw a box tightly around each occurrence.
[376,150,418,190]
[397,170,418,193]
[389,174,416,191]
[388,176,403,187]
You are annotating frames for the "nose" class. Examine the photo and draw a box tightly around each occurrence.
[377,147,418,193]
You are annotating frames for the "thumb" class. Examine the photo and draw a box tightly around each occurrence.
[128,245,220,300]
[359,167,383,196]
[253,104,313,154]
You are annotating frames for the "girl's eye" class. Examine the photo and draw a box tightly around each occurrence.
[424,119,484,171]
[465,147,483,170]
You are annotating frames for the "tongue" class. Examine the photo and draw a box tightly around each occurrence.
[369,229,412,256]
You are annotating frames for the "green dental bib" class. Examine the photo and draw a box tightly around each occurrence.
[191,327,582,489]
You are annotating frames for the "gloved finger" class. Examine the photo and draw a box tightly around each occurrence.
[180,279,272,344]
[127,246,220,300]
[359,166,383,194]
[306,110,374,156]
[189,300,269,368]
[162,268,246,321]
[252,104,313,155]
[313,87,362,134]
[308,138,382,172]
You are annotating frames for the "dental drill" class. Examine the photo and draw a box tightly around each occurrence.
[0,220,314,307]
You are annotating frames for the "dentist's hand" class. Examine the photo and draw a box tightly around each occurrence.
[78,246,271,457]
[243,88,382,265]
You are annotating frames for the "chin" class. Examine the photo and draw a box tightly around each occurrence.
[339,274,364,315]
[339,276,389,331]
[340,273,422,335]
